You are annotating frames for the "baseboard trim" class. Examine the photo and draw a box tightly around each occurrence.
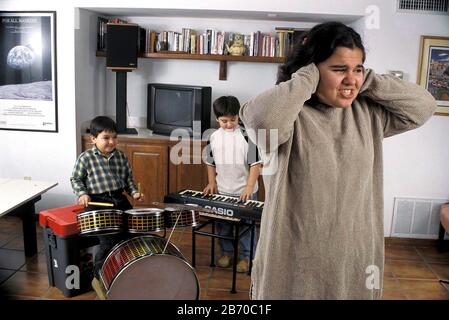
[385,237,441,247]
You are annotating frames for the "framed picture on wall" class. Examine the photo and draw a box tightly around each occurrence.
[417,35,449,116]
[0,11,58,132]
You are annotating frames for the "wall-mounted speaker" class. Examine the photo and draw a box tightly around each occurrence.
[106,23,138,70]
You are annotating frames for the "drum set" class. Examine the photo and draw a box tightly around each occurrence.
[76,203,206,300]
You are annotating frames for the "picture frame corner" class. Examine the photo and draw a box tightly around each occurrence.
[416,35,449,116]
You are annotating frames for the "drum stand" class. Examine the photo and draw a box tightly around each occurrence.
[191,216,256,294]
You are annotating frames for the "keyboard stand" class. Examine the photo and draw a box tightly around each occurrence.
[191,215,256,294]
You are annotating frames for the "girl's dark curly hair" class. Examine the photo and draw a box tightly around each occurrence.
[276,21,366,84]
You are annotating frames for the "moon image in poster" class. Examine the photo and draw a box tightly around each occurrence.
[6,45,35,69]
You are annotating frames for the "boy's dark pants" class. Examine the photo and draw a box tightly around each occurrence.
[84,189,133,279]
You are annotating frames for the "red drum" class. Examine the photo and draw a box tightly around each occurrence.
[77,209,123,236]
[100,235,199,300]
[124,208,165,234]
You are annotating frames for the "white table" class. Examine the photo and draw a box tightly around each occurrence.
[0,178,58,257]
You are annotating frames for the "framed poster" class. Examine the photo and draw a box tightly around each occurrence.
[0,11,58,131]
[417,35,449,116]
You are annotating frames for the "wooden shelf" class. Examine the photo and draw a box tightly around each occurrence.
[96,50,285,80]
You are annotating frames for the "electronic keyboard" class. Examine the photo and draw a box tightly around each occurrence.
[164,189,264,221]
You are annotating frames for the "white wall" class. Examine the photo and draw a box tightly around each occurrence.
[0,1,78,211]
[351,0,449,235]
[1,0,448,237]
[75,8,107,142]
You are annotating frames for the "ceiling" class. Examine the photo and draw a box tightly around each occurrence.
[82,8,363,23]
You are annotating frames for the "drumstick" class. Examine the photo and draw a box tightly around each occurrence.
[88,201,114,207]
[138,182,141,194]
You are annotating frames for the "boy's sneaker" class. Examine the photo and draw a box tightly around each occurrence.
[91,277,107,300]
[217,255,233,268]
[236,258,249,273]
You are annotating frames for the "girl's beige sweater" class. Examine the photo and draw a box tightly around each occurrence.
[240,63,436,299]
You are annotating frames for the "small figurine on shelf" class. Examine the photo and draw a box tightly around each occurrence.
[226,33,246,56]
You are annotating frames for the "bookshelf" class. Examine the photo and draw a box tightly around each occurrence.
[92,5,365,79]
[96,50,284,80]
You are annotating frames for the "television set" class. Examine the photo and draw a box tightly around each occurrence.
[147,83,212,137]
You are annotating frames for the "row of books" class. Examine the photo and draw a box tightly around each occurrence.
[143,28,308,57]
[145,29,227,55]
[97,17,308,58]
[245,29,306,58]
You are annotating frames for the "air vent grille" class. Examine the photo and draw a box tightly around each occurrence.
[398,0,449,13]
[391,197,449,239]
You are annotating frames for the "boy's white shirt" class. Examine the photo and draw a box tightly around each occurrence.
[207,126,259,196]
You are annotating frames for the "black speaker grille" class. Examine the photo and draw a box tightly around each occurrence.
[106,24,138,69]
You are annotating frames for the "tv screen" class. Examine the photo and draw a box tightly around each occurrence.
[154,88,193,127]
[147,83,211,137]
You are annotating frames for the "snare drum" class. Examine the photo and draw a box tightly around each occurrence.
[124,208,165,234]
[100,235,199,300]
[164,206,201,228]
[77,209,123,236]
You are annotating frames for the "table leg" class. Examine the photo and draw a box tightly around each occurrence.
[231,223,240,294]
[192,226,196,268]
[21,198,39,257]
[249,221,255,274]
[210,220,216,267]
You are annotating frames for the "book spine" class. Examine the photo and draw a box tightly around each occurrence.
[190,33,196,54]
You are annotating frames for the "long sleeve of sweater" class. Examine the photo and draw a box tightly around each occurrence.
[240,63,320,153]
[360,69,437,137]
